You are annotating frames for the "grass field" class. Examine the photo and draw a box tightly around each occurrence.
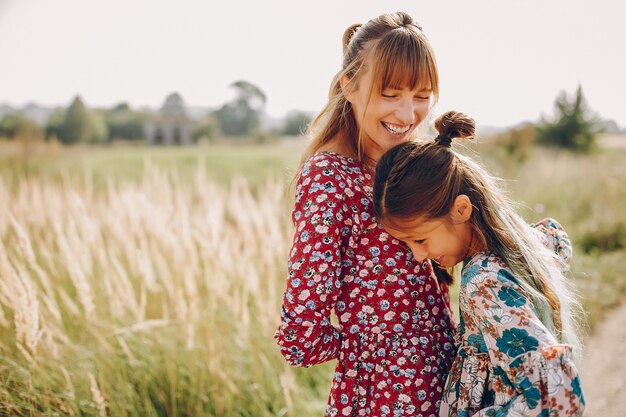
[0,136,624,416]
[0,139,304,188]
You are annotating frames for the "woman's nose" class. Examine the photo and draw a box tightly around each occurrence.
[395,99,417,125]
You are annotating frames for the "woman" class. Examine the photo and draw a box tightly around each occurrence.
[274,12,457,417]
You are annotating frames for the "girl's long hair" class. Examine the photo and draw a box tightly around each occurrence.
[292,11,438,186]
[373,111,584,357]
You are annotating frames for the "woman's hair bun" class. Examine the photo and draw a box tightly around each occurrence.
[394,11,422,31]
[342,23,362,54]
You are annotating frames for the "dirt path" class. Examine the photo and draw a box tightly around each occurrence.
[581,301,626,416]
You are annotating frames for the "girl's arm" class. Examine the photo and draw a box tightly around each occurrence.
[461,269,585,417]
[530,217,572,271]
[274,157,351,367]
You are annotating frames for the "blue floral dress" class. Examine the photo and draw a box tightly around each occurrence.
[439,219,585,416]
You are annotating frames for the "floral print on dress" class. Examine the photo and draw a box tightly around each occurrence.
[439,219,585,417]
[275,152,457,417]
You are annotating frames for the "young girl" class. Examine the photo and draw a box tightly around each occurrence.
[372,111,585,416]
[274,12,458,417]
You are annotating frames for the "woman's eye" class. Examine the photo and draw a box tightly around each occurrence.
[413,239,426,245]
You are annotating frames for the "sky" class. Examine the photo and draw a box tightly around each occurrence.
[0,0,624,128]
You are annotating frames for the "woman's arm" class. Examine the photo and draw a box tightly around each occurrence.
[274,156,352,367]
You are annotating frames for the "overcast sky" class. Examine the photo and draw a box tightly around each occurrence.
[0,0,624,127]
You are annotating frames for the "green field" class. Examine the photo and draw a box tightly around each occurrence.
[0,140,304,187]
[0,138,624,416]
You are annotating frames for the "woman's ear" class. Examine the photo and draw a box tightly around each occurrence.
[450,195,473,223]
[340,75,354,103]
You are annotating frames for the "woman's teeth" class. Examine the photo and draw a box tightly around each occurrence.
[382,122,410,135]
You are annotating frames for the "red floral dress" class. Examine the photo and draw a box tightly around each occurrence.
[275,152,457,417]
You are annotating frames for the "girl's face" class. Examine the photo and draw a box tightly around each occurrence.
[342,66,432,163]
[381,197,477,269]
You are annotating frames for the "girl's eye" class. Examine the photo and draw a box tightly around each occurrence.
[415,95,430,100]
[413,239,426,245]
[382,93,396,98]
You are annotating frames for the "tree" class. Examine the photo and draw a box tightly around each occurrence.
[536,85,601,152]
[45,107,66,140]
[160,93,187,117]
[105,102,148,141]
[0,113,41,139]
[59,96,91,144]
[58,96,109,144]
[213,80,266,136]
[283,111,312,136]
[89,110,109,143]
[0,113,20,138]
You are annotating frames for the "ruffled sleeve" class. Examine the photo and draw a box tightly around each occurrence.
[274,155,352,367]
[530,217,572,272]
[462,266,585,416]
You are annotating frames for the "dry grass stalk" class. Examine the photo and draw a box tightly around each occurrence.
[88,372,107,417]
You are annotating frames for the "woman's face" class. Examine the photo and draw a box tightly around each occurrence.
[343,65,432,163]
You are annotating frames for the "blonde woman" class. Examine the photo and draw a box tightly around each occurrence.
[274,12,457,417]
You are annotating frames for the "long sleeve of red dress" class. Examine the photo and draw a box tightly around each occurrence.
[274,156,352,367]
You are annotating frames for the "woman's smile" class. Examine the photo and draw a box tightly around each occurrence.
[381,121,412,135]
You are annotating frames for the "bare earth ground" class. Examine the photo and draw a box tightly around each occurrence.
[581,300,626,416]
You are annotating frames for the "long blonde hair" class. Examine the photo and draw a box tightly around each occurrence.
[295,12,439,176]
[373,111,584,357]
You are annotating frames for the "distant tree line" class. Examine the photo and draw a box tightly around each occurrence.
[0,79,314,145]
[2,84,606,150]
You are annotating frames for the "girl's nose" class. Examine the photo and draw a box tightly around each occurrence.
[412,252,426,263]
[407,243,427,262]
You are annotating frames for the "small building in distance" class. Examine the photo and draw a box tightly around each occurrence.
[145,93,194,145]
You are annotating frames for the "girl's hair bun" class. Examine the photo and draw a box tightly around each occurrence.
[434,111,475,147]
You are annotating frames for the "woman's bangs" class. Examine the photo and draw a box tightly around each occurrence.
[371,31,437,94]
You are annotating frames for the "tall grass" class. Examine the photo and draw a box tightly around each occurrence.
[0,140,624,415]
[0,165,331,416]
[465,144,626,328]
